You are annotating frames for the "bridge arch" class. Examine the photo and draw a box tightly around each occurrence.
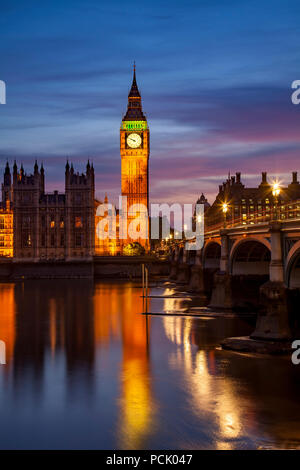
[230,237,271,276]
[203,240,221,269]
[286,241,300,288]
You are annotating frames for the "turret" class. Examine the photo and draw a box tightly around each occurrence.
[259,171,270,189]
[4,161,11,186]
[288,171,300,198]
[2,161,12,205]
[40,163,45,192]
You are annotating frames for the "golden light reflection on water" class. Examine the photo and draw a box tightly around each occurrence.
[0,281,299,449]
[163,316,245,448]
[93,283,156,449]
[0,283,15,365]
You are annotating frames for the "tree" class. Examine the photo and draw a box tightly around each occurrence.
[123,242,145,256]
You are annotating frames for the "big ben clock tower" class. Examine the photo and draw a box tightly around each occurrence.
[120,65,149,250]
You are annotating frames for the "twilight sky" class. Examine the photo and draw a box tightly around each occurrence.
[0,0,299,205]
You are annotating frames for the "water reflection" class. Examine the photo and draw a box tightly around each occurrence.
[93,283,155,448]
[163,316,247,448]
[0,283,15,366]
[0,281,299,449]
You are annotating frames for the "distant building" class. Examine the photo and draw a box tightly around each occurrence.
[204,171,300,229]
[0,67,151,260]
[96,64,150,255]
[120,64,150,252]
[1,161,95,261]
[0,162,13,257]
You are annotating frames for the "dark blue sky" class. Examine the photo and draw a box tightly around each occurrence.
[0,0,299,203]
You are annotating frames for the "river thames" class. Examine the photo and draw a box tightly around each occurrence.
[0,280,299,450]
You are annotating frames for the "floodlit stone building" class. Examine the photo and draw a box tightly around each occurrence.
[204,171,300,229]
[1,161,95,261]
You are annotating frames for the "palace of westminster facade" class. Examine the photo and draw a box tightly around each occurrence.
[1,68,300,260]
[0,67,149,260]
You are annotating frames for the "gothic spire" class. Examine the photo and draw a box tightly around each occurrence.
[123,63,146,121]
[5,161,10,175]
[128,62,141,98]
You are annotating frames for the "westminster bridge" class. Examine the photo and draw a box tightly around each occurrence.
[168,212,300,342]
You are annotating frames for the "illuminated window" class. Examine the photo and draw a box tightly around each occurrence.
[75,216,83,228]
[50,220,55,228]
[23,233,32,247]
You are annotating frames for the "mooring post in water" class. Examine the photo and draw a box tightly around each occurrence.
[0,340,6,365]
[142,263,145,298]
[145,266,149,313]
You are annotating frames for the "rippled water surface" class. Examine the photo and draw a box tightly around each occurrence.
[0,280,299,449]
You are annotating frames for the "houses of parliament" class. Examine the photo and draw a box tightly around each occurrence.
[0,66,150,260]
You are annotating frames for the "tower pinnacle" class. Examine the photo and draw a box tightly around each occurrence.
[128,62,141,98]
[123,64,146,121]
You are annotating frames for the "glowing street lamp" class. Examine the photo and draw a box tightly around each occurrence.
[272,182,281,220]
[222,202,228,228]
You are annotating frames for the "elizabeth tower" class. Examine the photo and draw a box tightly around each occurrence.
[120,65,149,250]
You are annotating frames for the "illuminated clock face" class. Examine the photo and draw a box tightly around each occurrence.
[127,133,142,148]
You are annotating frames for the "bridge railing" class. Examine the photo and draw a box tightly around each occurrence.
[163,201,300,252]
[204,200,300,234]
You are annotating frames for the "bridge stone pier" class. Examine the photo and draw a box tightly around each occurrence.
[188,250,206,295]
[169,245,179,280]
[176,247,190,284]
[170,218,300,342]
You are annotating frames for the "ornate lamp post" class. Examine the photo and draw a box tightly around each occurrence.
[222,202,228,228]
[272,182,280,220]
